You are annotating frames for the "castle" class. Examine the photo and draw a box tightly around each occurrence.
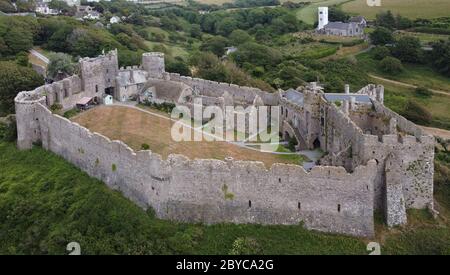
[15,50,435,238]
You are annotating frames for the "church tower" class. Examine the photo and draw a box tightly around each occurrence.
[317,7,329,30]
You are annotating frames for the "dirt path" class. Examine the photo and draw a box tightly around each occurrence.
[368,74,450,97]
[421,126,450,140]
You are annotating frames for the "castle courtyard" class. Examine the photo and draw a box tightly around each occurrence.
[71,105,305,168]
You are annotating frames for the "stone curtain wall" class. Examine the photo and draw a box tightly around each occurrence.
[25,102,377,237]
[166,73,279,106]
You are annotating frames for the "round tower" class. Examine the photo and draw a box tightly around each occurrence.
[142,52,165,79]
[318,7,329,30]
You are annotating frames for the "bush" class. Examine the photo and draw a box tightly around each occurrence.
[50,103,63,112]
[141,143,150,150]
[229,237,262,255]
[372,46,391,60]
[0,115,16,142]
[402,100,432,125]
[415,87,433,98]
[369,27,394,45]
[380,56,404,74]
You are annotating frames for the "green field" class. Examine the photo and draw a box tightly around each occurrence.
[0,141,449,254]
[395,31,450,46]
[376,78,450,130]
[357,52,450,92]
[342,0,450,19]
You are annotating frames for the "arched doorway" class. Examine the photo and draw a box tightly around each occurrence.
[313,138,321,149]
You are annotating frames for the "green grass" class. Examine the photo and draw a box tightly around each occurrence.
[375,78,450,130]
[295,0,352,25]
[342,0,450,20]
[395,31,450,46]
[357,52,450,92]
[1,141,450,254]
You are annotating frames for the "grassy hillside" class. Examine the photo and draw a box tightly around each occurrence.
[342,0,450,20]
[0,141,449,255]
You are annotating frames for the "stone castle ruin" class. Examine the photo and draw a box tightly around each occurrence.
[15,50,435,237]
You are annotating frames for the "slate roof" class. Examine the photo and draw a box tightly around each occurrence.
[324,22,350,30]
[323,93,372,104]
[283,89,304,106]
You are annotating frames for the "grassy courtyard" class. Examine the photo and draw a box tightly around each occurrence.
[71,105,304,168]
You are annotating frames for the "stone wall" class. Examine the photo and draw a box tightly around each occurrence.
[15,97,378,237]
[166,73,278,106]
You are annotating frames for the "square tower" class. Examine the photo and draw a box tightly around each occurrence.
[318,7,329,30]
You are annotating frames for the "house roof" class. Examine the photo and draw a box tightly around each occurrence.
[349,16,366,23]
[324,22,350,30]
[283,89,304,106]
[77,97,93,105]
[323,93,372,104]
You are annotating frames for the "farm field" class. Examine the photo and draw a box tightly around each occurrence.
[342,0,450,19]
[394,31,450,46]
[71,105,304,167]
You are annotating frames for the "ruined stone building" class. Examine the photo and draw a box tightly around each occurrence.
[15,50,434,237]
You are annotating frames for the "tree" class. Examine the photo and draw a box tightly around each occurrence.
[216,17,237,36]
[369,27,394,45]
[380,56,404,74]
[402,100,432,125]
[430,39,450,76]
[229,30,251,46]
[166,57,191,76]
[392,36,422,63]
[3,25,33,56]
[329,6,349,22]
[48,0,76,15]
[47,53,76,80]
[372,46,391,60]
[190,24,202,39]
[0,62,44,116]
[200,36,229,56]
[375,10,396,29]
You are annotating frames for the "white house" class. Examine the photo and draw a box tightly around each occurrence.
[103,94,113,105]
[110,16,121,24]
[35,2,59,15]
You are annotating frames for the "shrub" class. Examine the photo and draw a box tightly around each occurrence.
[415,87,433,98]
[229,237,262,255]
[50,103,63,112]
[141,143,150,150]
[380,56,404,74]
[0,115,16,142]
[372,46,391,60]
[402,100,432,125]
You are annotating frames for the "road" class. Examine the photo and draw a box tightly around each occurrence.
[421,126,450,140]
[29,49,50,65]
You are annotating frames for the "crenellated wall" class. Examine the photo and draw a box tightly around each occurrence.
[14,96,377,237]
[166,72,278,107]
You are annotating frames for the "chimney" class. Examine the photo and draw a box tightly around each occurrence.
[350,96,356,111]
[345,84,350,94]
